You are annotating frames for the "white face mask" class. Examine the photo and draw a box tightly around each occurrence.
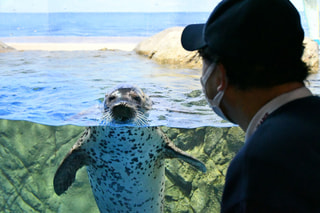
[200,62,229,121]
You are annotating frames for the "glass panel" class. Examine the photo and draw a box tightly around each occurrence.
[0,1,319,212]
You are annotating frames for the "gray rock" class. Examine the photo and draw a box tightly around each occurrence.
[0,41,15,53]
[134,27,202,68]
[135,27,319,73]
[302,37,319,74]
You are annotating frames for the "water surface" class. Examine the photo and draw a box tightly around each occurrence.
[1,50,319,128]
[0,50,226,127]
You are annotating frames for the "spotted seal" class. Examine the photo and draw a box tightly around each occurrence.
[53,85,206,213]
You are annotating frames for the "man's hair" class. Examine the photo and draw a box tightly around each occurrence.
[198,46,310,90]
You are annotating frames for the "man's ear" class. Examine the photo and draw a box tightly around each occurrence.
[216,63,228,91]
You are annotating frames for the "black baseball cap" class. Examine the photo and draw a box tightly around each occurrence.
[181,0,304,62]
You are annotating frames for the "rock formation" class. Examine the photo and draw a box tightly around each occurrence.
[134,27,202,69]
[0,41,15,53]
[302,37,319,74]
[0,119,245,213]
[135,27,319,73]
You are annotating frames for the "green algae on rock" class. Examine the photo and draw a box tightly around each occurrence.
[0,119,245,212]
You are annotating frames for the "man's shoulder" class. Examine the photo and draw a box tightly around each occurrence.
[245,95,320,156]
[276,95,320,116]
[258,95,320,132]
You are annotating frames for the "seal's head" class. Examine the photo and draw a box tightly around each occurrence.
[102,85,152,125]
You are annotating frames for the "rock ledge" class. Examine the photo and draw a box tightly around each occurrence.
[135,27,319,73]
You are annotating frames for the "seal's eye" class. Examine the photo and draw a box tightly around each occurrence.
[108,96,116,102]
[133,96,141,102]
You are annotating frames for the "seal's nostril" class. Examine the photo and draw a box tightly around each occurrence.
[112,104,136,122]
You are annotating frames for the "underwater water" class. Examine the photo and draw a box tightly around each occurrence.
[0,119,245,213]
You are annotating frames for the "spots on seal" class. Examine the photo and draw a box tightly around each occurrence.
[53,85,206,213]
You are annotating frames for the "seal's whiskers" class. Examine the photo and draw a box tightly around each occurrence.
[100,110,112,124]
[134,111,149,127]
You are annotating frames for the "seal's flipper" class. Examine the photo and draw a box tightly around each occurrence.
[53,127,92,195]
[164,142,207,173]
[53,149,89,195]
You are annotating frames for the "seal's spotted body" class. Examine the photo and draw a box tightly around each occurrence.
[54,85,206,213]
[85,126,167,212]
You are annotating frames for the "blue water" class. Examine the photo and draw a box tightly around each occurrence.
[0,50,229,128]
[0,11,312,37]
[0,12,210,37]
[0,49,319,128]
[0,12,319,128]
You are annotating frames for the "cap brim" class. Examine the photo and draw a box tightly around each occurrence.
[181,24,206,51]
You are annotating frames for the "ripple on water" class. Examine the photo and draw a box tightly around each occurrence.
[0,50,319,128]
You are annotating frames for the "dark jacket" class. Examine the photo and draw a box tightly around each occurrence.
[221,96,320,213]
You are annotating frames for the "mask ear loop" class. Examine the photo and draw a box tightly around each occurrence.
[200,59,230,122]
[200,55,220,86]
[200,62,217,94]
[209,89,224,107]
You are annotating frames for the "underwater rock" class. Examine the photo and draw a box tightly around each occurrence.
[0,120,96,213]
[185,89,202,98]
[0,120,245,213]
[135,28,319,73]
[173,128,206,150]
[203,127,224,156]
[162,126,245,213]
[0,41,15,53]
[226,127,246,153]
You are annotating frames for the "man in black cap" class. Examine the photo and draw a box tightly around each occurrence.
[181,0,320,212]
